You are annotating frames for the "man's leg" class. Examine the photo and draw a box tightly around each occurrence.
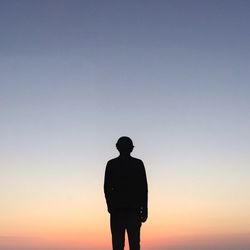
[126,212,141,250]
[110,213,126,250]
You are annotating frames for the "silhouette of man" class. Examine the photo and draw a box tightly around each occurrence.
[104,136,148,250]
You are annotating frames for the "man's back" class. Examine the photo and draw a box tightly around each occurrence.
[104,156,147,213]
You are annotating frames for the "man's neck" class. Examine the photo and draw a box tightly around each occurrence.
[119,153,131,158]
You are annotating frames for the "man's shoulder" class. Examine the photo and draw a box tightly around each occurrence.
[106,156,143,165]
[106,157,120,165]
[130,156,144,164]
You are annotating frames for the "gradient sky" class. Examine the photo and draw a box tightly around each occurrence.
[0,1,250,250]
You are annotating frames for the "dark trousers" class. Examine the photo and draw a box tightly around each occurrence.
[110,211,142,250]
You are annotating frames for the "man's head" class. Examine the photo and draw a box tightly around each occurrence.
[116,136,134,155]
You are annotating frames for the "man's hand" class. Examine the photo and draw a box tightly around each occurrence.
[140,207,148,223]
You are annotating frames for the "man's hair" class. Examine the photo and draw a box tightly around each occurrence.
[116,136,134,151]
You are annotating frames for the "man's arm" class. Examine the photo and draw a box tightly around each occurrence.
[104,161,112,213]
[140,160,148,222]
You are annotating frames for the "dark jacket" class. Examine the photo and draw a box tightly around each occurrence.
[104,156,148,214]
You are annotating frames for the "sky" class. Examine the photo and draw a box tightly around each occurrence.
[0,0,250,249]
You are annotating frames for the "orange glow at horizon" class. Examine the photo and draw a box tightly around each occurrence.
[2,182,250,249]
